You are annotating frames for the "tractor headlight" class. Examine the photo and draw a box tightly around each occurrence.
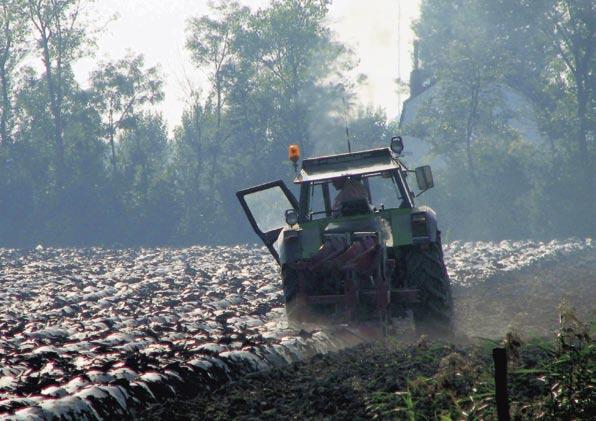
[390,136,404,155]
[285,209,298,225]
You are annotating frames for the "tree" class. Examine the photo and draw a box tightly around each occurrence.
[348,107,393,149]
[235,0,351,157]
[533,0,594,233]
[411,0,513,185]
[186,1,247,192]
[177,0,357,243]
[118,112,178,244]
[90,53,163,173]
[404,0,542,239]
[0,0,28,146]
[488,0,595,233]
[403,0,595,239]
[171,97,218,244]
[541,1,593,170]
[27,0,92,186]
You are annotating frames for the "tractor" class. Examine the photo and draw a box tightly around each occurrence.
[237,137,453,336]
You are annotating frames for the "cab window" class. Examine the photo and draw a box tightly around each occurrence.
[307,183,330,220]
[366,173,404,210]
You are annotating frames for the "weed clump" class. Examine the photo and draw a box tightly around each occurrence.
[369,311,594,420]
[514,307,594,419]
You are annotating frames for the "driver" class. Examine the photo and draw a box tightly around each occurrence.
[331,177,370,217]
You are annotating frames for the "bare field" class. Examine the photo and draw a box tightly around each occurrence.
[454,248,596,339]
[0,239,594,419]
[148,248,595,421]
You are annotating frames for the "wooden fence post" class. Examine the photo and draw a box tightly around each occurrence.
[493,347,510,421]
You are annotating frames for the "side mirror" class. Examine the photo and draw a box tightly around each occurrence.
[415,165,434,191]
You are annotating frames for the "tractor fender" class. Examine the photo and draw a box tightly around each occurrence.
[411,206,438,244]
[278,227,302,265]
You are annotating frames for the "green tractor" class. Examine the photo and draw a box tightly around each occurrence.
[237,137,453,336]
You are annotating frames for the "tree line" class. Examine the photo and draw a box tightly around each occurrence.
[407,0,594,240]
[0,0,593,247]
[0,0,372,246]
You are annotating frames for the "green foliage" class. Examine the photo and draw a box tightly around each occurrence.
[0,0,592,246]
[365,390,416,420]
[0,0,377,246]
[90,53,163,171]
[0,0,29,145]
[405,0,595,240]
[541,308,594,418]
[172,0,358,244]
[382,315,594,420]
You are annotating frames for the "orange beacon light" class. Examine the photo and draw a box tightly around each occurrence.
[288,144,300,162]
[288,144,300,172]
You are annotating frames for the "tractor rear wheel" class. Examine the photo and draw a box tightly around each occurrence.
[405,234,453,337]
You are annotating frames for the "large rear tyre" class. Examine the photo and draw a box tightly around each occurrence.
[405,234,453,337]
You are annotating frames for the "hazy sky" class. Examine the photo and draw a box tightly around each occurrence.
[73,0,420,132]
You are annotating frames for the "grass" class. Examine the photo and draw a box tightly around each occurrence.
[386,309,595,420]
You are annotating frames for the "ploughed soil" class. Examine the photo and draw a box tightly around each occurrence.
[147,341,480,420]
[146,334,594,420]
[454,247,595,338]
[144,248,595,420]
[1,240,593,419]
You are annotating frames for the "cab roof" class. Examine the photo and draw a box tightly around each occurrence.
[294,147,401,184]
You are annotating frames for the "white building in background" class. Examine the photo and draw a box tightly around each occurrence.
[397,69,545,169]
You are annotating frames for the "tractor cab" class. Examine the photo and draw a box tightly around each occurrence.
[294,147,414,222]
[237,139,435,263]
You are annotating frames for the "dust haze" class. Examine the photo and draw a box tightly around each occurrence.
[0,0,593,419]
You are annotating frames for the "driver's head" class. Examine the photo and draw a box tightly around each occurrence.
[333,176,364,191]
[332,177,346,191]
